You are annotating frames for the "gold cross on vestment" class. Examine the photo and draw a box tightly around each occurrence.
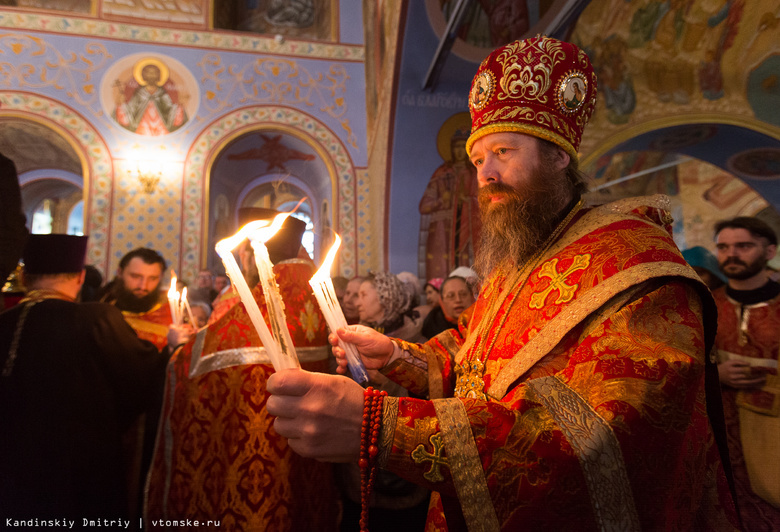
[529,254,591,309]
[411,432,449,483]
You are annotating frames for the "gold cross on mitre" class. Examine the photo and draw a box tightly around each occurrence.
[529,254,591,309]
[411,432,449,483]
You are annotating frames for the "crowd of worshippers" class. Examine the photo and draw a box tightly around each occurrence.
[3,35,780,532]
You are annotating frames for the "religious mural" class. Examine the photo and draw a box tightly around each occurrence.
[584,153,778,262]
[572,0,780,139]
[227,134,316,173]
[3,0,93,13]
[213,0,335,42]
[101,0,207,27]
[728,148,780,180]
[418,112,480,280]
[103,55,197,136]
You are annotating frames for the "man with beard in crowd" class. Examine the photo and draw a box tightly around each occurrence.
[712,217,780,530]
[101,247,176,350]
[99,247,191,521]
[264,36,738,531]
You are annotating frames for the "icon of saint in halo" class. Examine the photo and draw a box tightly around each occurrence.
[112,58,190,136]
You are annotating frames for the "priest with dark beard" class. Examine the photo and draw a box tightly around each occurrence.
[99,247,192,522]
[101,247,179,350]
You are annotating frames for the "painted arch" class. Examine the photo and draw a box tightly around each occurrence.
[181,105,359,282]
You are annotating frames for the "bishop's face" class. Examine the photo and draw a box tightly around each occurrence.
[469,132,575,276]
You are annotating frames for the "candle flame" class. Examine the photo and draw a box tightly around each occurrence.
[250,212,291,244]
[311,234,341,283]
[215,219,272,256]
[181,286,187,301]
[168,274,178,298]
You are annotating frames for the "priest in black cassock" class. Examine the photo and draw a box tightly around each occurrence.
[0,234,169,523]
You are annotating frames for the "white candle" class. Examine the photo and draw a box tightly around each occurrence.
[309,234,368,383]
[167,275,181,325]
[250,221,300,369]
[181,286,197,329]
[216,220,291,371]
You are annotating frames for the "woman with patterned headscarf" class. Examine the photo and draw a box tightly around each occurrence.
[356,271,426,342]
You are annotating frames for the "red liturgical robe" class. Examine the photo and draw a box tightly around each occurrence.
[145,259,338,531]
[378,196,739,531]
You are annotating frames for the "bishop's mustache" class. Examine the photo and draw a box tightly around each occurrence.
[722,257,746,267]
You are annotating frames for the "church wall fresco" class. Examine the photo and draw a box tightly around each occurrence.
[585,155,779,269]
[213,0,337,42]
[572,0,780,160]
[0,5,372,282]
[101,0,208,28]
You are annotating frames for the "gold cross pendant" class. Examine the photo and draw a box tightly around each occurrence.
[454,358,488,400]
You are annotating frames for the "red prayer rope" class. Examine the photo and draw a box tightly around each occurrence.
[359,386,387,532]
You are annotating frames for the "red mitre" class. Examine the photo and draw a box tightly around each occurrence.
[466,35,598,164]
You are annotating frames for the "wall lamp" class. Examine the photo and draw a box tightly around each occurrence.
[129,161,163,194]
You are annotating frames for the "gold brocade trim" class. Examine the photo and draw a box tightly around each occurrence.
[433,398,500,532]
[526,376,640,532]
[378,396,398,469]
[437,332,462,359]
[427,352,445,401]
[542,195,672,264]
[121,300,166,317]
[427,332,461,399]
[489,262,703,397]
[2,299,39,377]
[466,121,577,160]
[123,316,169,339]
[19,289,75,304]
[189,328,328,377]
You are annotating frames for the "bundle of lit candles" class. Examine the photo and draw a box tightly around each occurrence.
[167,272,197,328]
[309,234,368,383]
[215,214,300,371]
[215,212,367,382]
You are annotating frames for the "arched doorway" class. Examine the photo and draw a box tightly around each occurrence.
[203,125,336,275]
[0,93,114,275]
[0,118,85,235]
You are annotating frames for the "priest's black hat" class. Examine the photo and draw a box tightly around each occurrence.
[237,207,307,263]
[23,234,88,274]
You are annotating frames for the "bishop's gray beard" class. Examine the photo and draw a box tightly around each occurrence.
[473,170,574,279]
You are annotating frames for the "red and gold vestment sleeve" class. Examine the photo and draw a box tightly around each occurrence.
[379,282,737,531]
[383,326,464,399]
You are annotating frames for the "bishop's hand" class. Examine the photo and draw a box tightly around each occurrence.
[267,369,364,462]
[329,325,395,375]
